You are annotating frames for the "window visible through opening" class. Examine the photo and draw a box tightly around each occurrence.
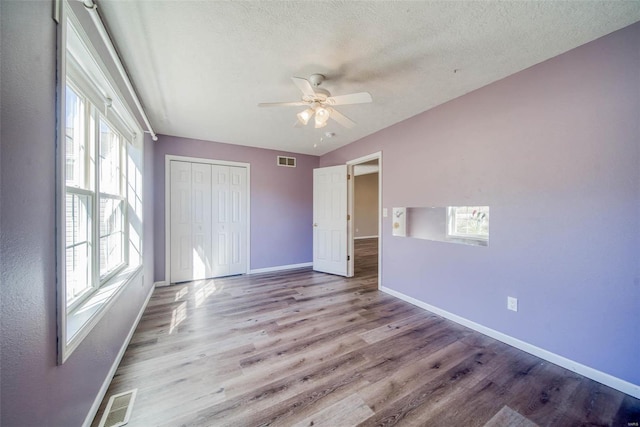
[447,206,489,241]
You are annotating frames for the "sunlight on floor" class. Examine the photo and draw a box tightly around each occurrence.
[169,301,187,334]
[195,280,218,308]
[167,279,224,334]
[174,286,189,301]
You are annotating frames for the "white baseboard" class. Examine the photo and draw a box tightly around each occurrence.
[154,264,314,285]
[249,262,312,274]
[83,284,155,427]
[355,235,378,240]
[380,286,640,399]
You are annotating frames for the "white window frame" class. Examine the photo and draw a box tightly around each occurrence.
[56,3,144,364]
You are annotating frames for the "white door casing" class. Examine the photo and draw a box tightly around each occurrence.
[313,165,348,276]
[347,164,355,277]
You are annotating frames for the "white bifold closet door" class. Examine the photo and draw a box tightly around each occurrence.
[170,161,247,283]
[211,165,247,277]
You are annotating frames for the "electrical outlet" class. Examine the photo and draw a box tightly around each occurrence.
[383,208,388,217]
[507,296,518,312]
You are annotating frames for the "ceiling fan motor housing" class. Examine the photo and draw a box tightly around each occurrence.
[303,87,330,104]
[309,73,325,87]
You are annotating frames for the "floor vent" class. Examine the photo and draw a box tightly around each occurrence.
[277,156,296,167]
[98,389,137,427]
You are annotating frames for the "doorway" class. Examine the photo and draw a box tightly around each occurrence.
[352,162,379,277]
[347,152,381,286]
[311,151,381,283]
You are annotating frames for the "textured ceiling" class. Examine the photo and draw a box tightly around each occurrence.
[97,1,640,155]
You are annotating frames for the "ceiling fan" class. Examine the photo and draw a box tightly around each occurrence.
[258,74,372,129]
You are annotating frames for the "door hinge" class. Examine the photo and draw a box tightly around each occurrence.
[347,214,351,221]
[347,174,351,180]
[347,255,351,261]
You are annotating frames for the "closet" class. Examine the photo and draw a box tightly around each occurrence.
[169,159,248,283]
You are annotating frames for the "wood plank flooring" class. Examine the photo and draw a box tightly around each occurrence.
[92,238,640,426]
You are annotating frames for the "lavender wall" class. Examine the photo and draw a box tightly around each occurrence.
[0,2,155,426]
[153,135,319,281]
[322,23,640,387]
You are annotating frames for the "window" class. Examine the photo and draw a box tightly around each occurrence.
[98,119,126,279]
[65,84,93,307]
[447,206,490,242]
[58,9,144,363]
[64,80,132,309]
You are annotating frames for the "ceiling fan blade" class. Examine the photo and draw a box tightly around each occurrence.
[291,77,316,97]
[326,92,372,106]
[329,108,356,129]
[258,101,307,107]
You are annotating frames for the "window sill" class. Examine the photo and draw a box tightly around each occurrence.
[446,235,488,247]
[64,265,143,360]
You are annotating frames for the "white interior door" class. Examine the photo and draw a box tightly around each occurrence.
[313,165,348,276]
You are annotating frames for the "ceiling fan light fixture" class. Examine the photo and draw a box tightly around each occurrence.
[314,106,330,128]
[259,74,372,129]
[296,108,314,126]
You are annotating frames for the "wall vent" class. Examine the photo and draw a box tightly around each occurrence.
[98,389,138,427]
[277,156,296,167]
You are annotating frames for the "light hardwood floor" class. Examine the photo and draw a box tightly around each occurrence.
[92,238,640,426]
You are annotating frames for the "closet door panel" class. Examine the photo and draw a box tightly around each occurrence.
[228,167,247,275]
[191,163,212,280]
[170,161,193,283]
[211,165,230,277]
